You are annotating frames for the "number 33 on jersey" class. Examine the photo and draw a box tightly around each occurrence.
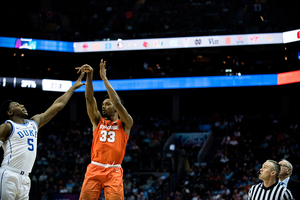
[100,130,115,142]
[91,118,129,165]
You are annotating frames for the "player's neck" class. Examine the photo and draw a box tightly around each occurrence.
[106,115,118,121]
[11,117,26,124]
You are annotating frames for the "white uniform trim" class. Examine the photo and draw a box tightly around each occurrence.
[91,161,121,168]
[1,166,29,176]
[0,168,30,199]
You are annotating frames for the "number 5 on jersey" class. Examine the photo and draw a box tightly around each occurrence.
[100,130,115,142]
[28,138,34,151]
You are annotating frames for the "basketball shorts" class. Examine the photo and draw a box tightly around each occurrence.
[80,162,124,200]
[0,167,31,200]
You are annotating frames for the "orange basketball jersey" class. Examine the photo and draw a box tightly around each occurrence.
[91,118,129,165]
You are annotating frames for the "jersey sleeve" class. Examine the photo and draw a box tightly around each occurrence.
[284,188,293,200]
[247,186,253,200]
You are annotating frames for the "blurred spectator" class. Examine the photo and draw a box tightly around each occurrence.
[66,179,76,193]
[231,189,240,200]
[39,169,48,182]
[221,134,231,145]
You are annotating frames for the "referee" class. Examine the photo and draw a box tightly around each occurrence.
[247,160,293,200]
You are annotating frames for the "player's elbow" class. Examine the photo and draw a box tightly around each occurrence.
[54,102,66,112]
[56,105,64,112]
[128,118,134,128]
[124,116,134,128]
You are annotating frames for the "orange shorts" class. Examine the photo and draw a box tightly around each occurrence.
[79,163,124,200]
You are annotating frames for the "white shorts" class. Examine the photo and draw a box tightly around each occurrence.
[0,167,31,200]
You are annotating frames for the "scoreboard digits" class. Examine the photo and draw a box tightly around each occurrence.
[0,77,71,92]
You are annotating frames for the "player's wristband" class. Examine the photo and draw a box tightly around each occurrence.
[0,140,3,147]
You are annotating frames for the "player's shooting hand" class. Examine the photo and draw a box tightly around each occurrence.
[99,59,107,80]
[73,71,86,89]
[75,64,94,74]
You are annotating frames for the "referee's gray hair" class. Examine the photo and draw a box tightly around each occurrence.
[280,159,293,175]
[266,159,280,176]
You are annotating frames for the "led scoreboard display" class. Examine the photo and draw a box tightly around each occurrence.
[1,77,42,90]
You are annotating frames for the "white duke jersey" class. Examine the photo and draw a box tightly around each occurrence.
[1,119,38,173]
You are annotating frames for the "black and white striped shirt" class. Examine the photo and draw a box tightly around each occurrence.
[248,182,293,200]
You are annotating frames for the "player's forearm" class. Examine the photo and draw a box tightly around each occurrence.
[103,78,122,105]
[34,88,75,129]
[52,85,76,110]
[85,71,94,100]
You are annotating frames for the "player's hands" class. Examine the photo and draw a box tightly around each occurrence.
[75,64,94,74]
[73,71,86,89]
[99,59,107,80]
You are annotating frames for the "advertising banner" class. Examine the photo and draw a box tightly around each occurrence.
[175,132,210,147]
[73,33,283,52]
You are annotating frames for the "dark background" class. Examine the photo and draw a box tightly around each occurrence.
[1,0,300,199]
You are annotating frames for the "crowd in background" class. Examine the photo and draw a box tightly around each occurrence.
[1,0,300,199]
[0,111,298,199]
[168,113,300,200]
[1,0,299,41]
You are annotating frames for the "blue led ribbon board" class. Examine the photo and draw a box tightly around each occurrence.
[73,74,278,92]
[0,36,73,52]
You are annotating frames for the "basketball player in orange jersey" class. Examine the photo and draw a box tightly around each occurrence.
[76,59,133,200]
